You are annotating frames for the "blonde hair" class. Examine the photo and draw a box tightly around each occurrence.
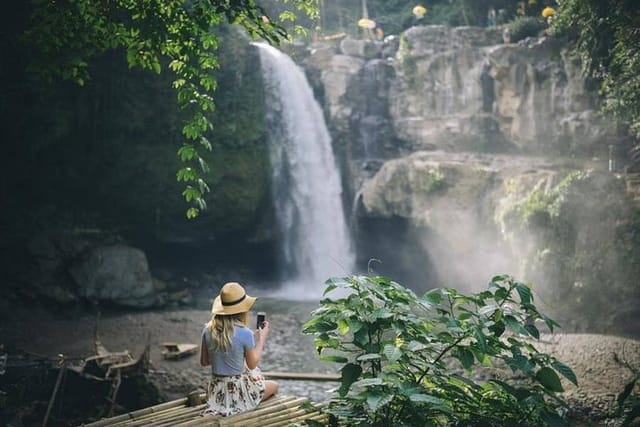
[207,312,248,352]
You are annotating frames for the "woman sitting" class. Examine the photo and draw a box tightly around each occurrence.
[200,282,278,416]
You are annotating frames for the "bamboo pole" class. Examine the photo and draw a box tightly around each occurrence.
[146,407,209,427]
[260,402,327,427]
[262,410,328,427]
[102,404,192,427]
[232,403,302,426]
[262,371,340,381]
[117,405,206,427]
[42,363,66,427]
[249,407,317,426]
[218,397,308,426]
[171,396,298,427]
[173,414,220,427]
[82,397,188,427]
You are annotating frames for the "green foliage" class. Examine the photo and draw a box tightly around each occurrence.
[303,274,575,426]
[552,0,640,140]
[508,16,547,43]
[23,0,317,218]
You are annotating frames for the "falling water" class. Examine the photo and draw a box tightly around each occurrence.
[254,43,355,299]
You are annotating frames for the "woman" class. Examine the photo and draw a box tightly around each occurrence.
[199,282,278,416]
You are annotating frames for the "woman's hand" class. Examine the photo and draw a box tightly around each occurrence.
[247,321,270,369]
[255,320,270,343]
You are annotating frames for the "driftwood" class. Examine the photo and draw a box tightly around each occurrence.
[161,343,198,360]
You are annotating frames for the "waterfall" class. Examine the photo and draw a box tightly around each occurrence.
[254,43,355,299]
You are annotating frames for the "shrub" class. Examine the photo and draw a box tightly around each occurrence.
[508,16,546,43]
[303,274,577,426]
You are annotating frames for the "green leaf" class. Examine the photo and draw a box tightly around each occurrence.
[456,348,474,369]
[339,363,362,397]
[320,355,348,363]
[337,318,350,335]
[421,290,442,305]
[383,344,402,363]
[366,393,393,411]
[536,367,564,392]
[515,283,532,305]
[478,304,499,316]
[409,394,444,405]
[509,354,534,374]
[503,315,530,336]
[406,340,427,352]
[353,327,369,349]
[357,353,381,362]
[177,145,196,161]
[351,377,383,388]
[525,323,540,339]
[186,207,199,219]
[488,320,505,337]
[474,325,487,352]
[552,360,578,386]
[489,379,517,397]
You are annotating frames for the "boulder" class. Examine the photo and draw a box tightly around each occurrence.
[69,245,156,308]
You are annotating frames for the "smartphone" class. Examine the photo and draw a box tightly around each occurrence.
[256,312,266,329]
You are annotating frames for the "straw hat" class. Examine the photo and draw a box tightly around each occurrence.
[211,282,256,315]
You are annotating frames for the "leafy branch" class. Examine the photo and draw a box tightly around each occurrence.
[303,274,577,426]
[23,0,318,217]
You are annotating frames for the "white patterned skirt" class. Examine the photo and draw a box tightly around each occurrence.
[203,368,266,417]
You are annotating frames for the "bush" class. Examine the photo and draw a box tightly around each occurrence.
[303,274,577,426]
[507,16,546,42]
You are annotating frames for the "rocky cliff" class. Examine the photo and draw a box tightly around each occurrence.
[302,25,639,335]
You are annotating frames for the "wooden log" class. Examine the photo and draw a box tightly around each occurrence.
[261,371,340,381]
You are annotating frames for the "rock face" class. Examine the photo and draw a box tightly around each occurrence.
[70,245,156,308]
[308,26,620,158]
[302,25,639,334]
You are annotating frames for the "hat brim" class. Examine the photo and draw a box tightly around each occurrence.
[211,294,257,315]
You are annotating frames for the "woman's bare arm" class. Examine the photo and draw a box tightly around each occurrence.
[200,334,210,366]
[245,321,269,369]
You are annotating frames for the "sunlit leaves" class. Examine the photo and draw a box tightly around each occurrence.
[303,274,576,426]
[177,145,197,161]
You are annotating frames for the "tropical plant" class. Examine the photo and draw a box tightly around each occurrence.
[23,0,318,218]
[303,274,577,426]
[613,352,640,427]
[507,16,547,42]
[552,0,640,141]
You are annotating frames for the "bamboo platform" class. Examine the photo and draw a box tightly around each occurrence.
[81,393,328,427]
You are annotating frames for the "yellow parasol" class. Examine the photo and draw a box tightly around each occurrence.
[412,5,427,19]
[357,18,376,29]
[541,6,555,18]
